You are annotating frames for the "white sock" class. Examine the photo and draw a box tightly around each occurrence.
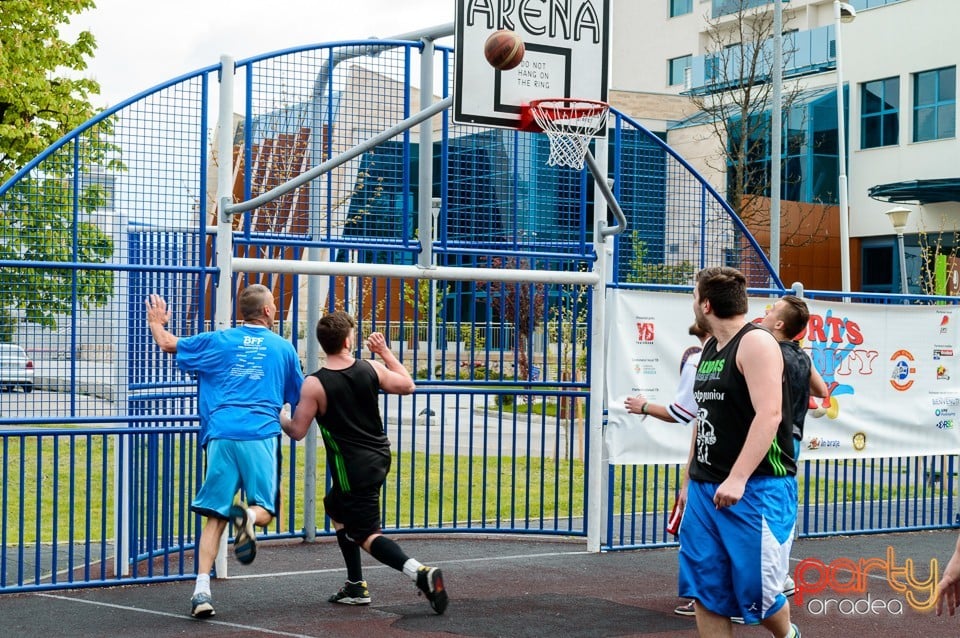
[246,508,257,527]
[193,573,211,596]
[402,558,424,581]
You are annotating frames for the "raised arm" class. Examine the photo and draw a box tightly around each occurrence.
[366,332,415,395]
[145,294,179,353]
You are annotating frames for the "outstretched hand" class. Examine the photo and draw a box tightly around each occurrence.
[145,294,170,326]
[624,394,649,415]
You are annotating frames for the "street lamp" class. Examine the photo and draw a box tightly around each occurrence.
[886,206,911,295]
[427,196,441,379]
[835,1,856,293]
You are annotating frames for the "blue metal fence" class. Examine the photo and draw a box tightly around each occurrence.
[0,32,953,593]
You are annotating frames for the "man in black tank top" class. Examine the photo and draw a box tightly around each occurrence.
[760,295,829,457]
[281,311,448,615]
[677,268,801,638]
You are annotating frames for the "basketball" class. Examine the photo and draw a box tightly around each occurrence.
[484,29,525,71]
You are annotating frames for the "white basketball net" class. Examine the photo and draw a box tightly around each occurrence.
[529,99,609,169]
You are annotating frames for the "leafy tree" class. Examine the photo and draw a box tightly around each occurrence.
[0,0,101,182]
[0,1,118,338]
[625,233,694,285]
[479,257,545,380]
[916,218,959,296]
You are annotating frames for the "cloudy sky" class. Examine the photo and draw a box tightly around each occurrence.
[64,0,455,107]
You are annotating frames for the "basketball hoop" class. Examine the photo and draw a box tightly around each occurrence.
[524,98,609,169]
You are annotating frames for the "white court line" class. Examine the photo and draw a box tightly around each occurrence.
[36,593,320,638]
[226,548,595,580]
[34,549,592,636]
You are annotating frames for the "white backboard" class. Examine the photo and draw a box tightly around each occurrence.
[453,0,610,130]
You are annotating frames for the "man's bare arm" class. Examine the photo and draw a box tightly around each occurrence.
[145,294,178,353]
[281,376,324,441]
[367,332,415,395]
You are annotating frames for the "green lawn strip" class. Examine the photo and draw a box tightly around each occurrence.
[1,431,944,544]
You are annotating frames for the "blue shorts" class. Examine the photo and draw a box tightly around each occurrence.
[678,475,797,624]
[191,437,280,520]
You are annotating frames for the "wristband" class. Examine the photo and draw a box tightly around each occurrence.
[641,401,649,415]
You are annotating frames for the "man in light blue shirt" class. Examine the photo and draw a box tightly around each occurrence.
[146,284,303,619]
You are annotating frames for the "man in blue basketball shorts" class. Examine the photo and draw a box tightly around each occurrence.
[677,267,801,638]
[146,284,304,619]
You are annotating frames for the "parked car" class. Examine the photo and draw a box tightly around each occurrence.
[0,344,34,392]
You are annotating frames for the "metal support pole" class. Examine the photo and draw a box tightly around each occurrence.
[897,231,909,295]
[428,198,441,379]
[770,0,783,281]
[419,38,437,380]
[213,54,236,579]
[834,1,852,293]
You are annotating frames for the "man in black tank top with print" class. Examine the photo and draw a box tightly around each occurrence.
[281,311,448,615]
[676,267,801,638]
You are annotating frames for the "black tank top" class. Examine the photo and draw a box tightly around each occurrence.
[313,360,391,492]
[689,323,796,483]
[779,340,812,441]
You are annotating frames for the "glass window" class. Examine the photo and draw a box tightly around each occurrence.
[913,66,956,142]
[670,0,693,17]
[668,55,692,86]
[725,88,843,206]
[860,77,899,148]
[861,242,895,292]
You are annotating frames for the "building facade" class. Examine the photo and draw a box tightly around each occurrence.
[611,0,958,293]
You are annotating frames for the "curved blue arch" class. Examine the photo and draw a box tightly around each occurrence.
[609,109,783,290]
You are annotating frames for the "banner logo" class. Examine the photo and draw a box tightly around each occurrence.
[852,431,867,451]
[636,322,655,343]
[794,546,938,614]
[889,350,916,391]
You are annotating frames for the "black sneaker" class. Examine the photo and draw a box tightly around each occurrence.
[328,580,371,605]
[674,599,696,616]
[415,566,448,615]
[230,505,257,565]
[190,592,215,618]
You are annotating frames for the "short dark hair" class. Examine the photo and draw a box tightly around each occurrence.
[238,284,273,322]
[695,267,748,318]
[316,310,356,355]
[778,295,810,340]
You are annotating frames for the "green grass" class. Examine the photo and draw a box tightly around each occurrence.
[1,433,114,546]
[0,432,588,544]
[1,431,947,544]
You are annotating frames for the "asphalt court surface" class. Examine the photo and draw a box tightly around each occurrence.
[4,530,960,637]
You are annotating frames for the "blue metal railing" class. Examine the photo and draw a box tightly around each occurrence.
[0,31,951,593]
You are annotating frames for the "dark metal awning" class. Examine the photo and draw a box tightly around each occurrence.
[868,178,960,204]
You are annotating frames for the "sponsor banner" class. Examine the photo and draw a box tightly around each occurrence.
[605,290,960,463]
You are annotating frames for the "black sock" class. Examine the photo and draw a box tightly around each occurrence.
[336,529,363,582]
[368,535,409,572]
